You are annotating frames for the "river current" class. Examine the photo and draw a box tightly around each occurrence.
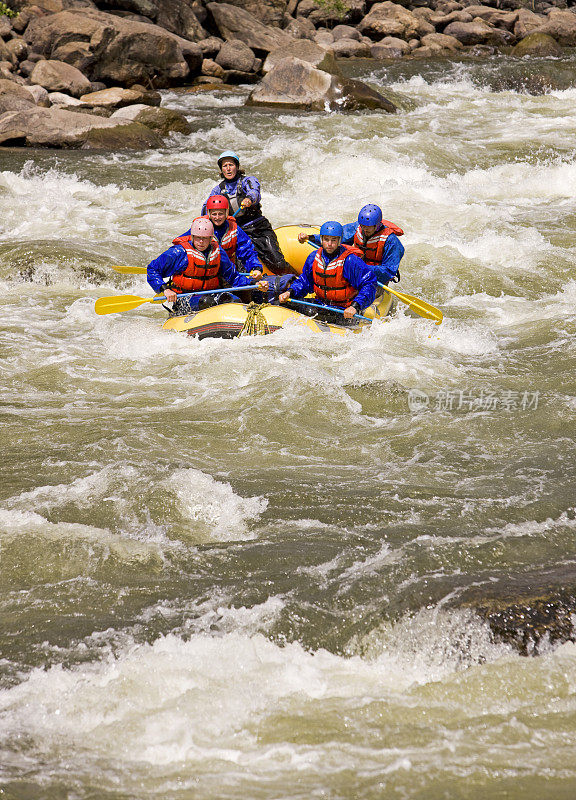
[1,57,575,799]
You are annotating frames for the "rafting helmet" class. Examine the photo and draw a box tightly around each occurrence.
[217,150,240,168]
[206,194,229,211]
[320,221,344,238]
[190,217,214,237]
[358,204,383,227]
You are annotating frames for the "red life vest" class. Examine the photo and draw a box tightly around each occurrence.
[204,215,239,265]
[312,245,360,308]
[170,234,221,293]
[353,220,404,267]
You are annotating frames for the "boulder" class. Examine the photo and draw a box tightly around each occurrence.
[332,25,362,42]
[111,103,192,135]
[359,2,435,41]
[30,59,92,97]
[0,78,36,103]
[247,56,396,112]
[0,17,13,39]
[314,30,334,48]
[215,39,256,72]
[27,83,50,106]
[0,104,163,148]
[209,0,287,27]
[4,39,28,63]
[79,86,160,107]
[443,19,513,46]
[371,37,411,58]
[284,17,316,40]
[154,1,207,42]
[263,38,339,75]
[463,5,519,30]
[201,58,226,79]
[0,37,13,65]
[512,32,562,57]
[24,9,200,88]
[197,36,223,57]
[331,39,372,57]
[529,8,576,46]
[51,40,94,74]
[309,0,366,26]
[429,10,473,31]
[514,8,545,40]
[12,6,48,35]
[48,90,86,106]
[418,31,464,53]
[207,2,295,54]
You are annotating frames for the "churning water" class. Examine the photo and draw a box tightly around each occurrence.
[1,56,576,799]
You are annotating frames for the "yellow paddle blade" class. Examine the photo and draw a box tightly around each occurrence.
[111,265,148,274]
[94,294,155,315]
[381,285,443,325]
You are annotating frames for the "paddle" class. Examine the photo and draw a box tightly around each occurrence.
[303,239,442,325]
[288,298,371,322]
[94,285,257,316]
[377,282,443,325]
[110,265,147,275]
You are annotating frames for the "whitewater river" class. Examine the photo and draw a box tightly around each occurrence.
[1,56,576,799]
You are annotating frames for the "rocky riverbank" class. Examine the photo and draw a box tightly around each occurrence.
[1,0,576,148]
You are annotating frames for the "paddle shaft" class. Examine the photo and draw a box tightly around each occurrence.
[288,298,371,322]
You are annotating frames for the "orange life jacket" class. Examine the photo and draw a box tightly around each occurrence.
[170,235,221,293]
[353,220,404,267]
[204,215,239,265]
[312,245,360,308]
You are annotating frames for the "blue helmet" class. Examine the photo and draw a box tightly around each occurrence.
[358,204,382,227]
[320,221,343,238]
[218,150,240,168]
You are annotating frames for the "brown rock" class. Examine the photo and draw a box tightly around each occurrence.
[215,39,256,72]
[419,32,464,53]
[27,83,50,106]
[111,103,192,135]
[263,38,339,75]
[464,6,518,31]
[0,37,12,65]
[443,19,512,47]
[5,38,28,64]
[514,9,545,40]
[332,24,362,42]
[207,2,295,54]
[284,17,316,41]
[530,8,576,46]
[201,58,226,79]
[0,17,13,39]
[308,0,366,26]
[79,86,159,108]
[51,40,94,74]
[331,39,371,58]
[0,104,163,148]
[198,36,223,57]
[12,6,48,35]
[210,0,287,27]
[359,2,434,42]
[155,0,207,43]
[247,56,396,112]
[30,59,92,97]
[24,9,199,88]
[429,10,473,31]
[371,37,411,59]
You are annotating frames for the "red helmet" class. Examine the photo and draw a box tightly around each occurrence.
[190,217,214,237]
[206,194,229,211]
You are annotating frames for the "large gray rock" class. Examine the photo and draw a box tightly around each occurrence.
[0,104,164,148]
[215,39,256,72]
[443,19,513,46]
[529,8,576,46]
[207,2,295,53]
[24,8,201,88]
[263,39,339,75]
[111,103,192,135]
[30,59,92,97]
[359,2,434,41]
[247,56,396,112]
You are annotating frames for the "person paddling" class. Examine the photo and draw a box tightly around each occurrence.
[202,151,292,275]
[279,221,377,322]
[147,217,268,315]
[299,204,404,287]
[204,194,264,275]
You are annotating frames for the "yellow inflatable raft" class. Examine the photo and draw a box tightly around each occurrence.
[162,293,393,339]
[273,224,320,274]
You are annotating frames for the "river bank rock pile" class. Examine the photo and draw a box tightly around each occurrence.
[0,0,575,146]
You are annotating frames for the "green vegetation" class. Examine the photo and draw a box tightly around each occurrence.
[315,0,351,21]
[0,2,17,18]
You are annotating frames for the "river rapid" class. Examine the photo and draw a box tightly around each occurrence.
[1,56,576,799]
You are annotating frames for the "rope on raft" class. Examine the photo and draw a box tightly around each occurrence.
[239,302,271,337]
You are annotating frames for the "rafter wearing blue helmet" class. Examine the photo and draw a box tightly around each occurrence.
[279,221,377,320]
[300,203,404,285]
[202,151,294,275]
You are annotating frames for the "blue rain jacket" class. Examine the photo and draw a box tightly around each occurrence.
[309,222,404,284]
[288,246,377,310]
[202,175,263,221]
[146,233,254,296]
